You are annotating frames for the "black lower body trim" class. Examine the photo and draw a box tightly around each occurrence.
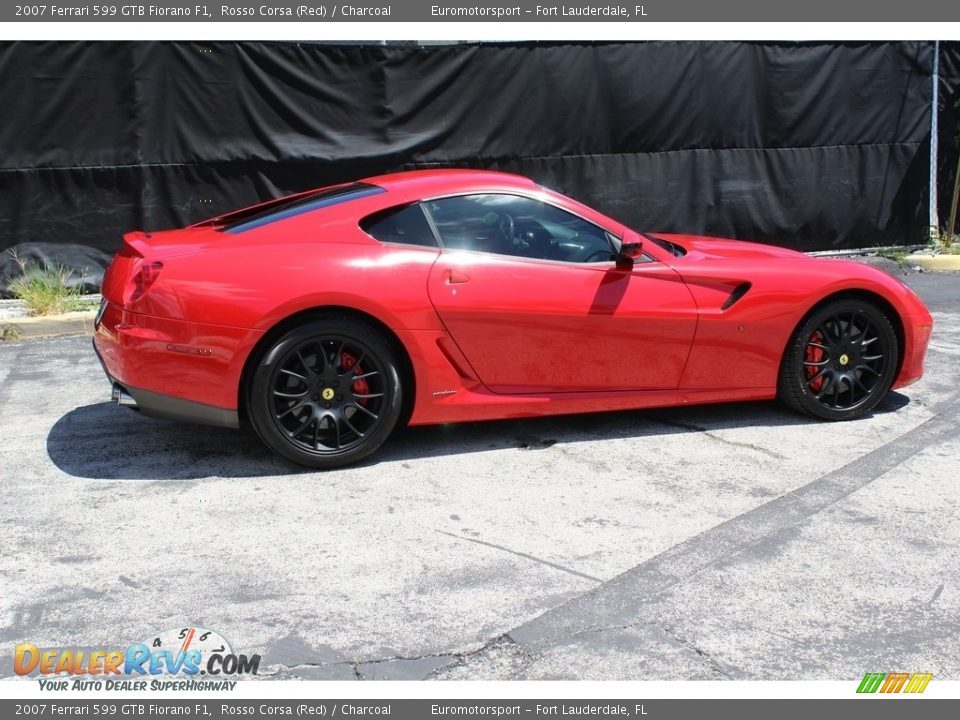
[122,384,240,429]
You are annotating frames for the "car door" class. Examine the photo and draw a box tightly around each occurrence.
[423,193,698,394]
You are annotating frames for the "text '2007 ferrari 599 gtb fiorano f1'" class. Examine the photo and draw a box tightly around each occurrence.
[93,170,933,468]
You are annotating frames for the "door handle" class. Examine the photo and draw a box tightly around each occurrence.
[444,269,470,284]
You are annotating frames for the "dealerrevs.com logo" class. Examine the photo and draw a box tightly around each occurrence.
[856,672,933,694]
[14,626,260,691]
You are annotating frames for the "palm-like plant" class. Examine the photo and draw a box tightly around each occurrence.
[947,97,960,247]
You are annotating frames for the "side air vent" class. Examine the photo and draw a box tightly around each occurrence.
[721,282,752,311]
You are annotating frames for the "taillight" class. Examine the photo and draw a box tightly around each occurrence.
[129,260,163,303]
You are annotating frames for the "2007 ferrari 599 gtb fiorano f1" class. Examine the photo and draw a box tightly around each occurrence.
[93,169,933,468]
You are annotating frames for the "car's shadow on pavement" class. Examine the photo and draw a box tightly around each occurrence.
[47,393,911,481]
[46,402,290,480]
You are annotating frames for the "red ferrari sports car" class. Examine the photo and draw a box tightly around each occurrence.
[93,169,933,468]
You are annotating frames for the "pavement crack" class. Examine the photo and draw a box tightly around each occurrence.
[660,625,734,679]
[262,650,460,680]
[428,634,545,681]
[647,417,786,460]
[357,650,458,667]
[423,634,525,679]
[435,529,603,583]
[347,634,527,680]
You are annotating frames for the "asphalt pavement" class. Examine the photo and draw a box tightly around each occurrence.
[0,267,957,681]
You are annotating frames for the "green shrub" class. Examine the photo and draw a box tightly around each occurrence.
[7,251,86,316]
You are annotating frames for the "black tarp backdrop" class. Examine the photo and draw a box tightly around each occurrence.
[0,40,953,292]
[938,42,960,238]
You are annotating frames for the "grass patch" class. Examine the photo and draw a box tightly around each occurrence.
[878,250,909,265]
[939,241,960,255]
[1,324,22,342]
[7,251,87,316]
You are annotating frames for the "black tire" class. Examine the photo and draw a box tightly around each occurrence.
[247,316,403,469]
[778,298,899,421]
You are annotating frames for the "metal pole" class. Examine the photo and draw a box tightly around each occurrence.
[930,41,940,238]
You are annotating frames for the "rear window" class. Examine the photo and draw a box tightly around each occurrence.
[223,183,385,234]
[360,203,438,248]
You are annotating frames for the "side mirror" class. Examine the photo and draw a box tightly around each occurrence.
[616,232,644,268]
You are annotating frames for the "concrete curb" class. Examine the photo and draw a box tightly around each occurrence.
[1,310,97,340]
[904,254,960,272]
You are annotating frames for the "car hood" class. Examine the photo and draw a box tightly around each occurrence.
[653,233,807,261]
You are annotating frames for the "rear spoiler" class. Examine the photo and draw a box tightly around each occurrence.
[121,230,152,256]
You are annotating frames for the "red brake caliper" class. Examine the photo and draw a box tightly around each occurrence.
[805,331,825,391]
[340,351,370,404]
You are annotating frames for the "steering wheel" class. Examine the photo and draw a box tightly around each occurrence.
[563,232,613,263]
[498,213,515,246]
[583,248,614,263]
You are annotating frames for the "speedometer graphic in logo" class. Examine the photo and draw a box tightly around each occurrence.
[141,626,233,667]
[136,625,260,677]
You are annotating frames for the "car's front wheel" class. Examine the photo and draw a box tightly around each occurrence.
[248,316,403,469]
[778,298,899,421]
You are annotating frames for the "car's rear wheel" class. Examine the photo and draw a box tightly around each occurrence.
[248,317,403,469]
[778,298,899,421]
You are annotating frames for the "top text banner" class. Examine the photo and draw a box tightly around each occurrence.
[6,0,960,22]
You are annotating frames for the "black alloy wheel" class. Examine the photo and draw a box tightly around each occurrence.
[248,317,403,468]
[779,299,899,421]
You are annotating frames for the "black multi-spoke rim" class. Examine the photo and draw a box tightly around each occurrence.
[801,311,887,411]
[269,336,387,455]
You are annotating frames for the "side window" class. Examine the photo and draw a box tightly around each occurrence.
[424,194,615,263]
[360,203,438,248]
